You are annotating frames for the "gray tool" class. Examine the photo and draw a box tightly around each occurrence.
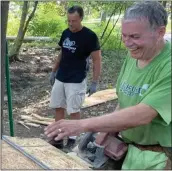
[74,132,109,169]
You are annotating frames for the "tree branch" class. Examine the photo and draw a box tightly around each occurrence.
[23,1,38,34]
[9,1,38,61]
[100,4,117,40]
[101,5,123,48]
[16,1,29,41]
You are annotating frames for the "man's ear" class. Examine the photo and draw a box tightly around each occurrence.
[157,26,166,40]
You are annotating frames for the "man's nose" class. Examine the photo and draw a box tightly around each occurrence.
[68,21,73,26]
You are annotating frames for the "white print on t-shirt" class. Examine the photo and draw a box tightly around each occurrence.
[63,37,76,53]
[120,81,150,97]
[139,84,150,96]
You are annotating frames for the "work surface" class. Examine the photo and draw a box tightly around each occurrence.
[1,136,90,170]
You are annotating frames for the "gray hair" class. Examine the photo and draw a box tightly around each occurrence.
[123,1,168,30]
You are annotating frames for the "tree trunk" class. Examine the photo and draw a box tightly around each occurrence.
[101,11,107,22]
[9,1,28,61]
[9,1,38,62]
[1,1,9,136]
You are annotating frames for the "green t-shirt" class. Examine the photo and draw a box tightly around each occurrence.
[116,41,171,147]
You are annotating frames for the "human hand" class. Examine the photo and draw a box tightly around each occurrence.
[44,119,85,141]
[87,81,97,96]
[50,72,56,86]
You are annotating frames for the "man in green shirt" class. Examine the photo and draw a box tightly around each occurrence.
[45,1,171,169]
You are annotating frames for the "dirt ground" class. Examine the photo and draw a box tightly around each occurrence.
[3,47,120,146]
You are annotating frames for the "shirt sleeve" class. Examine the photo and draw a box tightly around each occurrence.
[141,62,171,125]
[58,31,64,47]
[89,32,100,53]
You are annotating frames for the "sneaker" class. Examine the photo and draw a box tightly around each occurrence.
[48,138,63,149]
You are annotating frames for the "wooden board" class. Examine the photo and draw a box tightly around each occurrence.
[82,88,118,108]
[2,136,90,170]
[2,142,42,170]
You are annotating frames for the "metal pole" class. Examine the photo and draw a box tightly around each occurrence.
[1,1,10,138]
[5,41,14,136]
[2,135,51,170]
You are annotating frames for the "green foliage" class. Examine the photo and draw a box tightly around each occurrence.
[7,1,129,50]
[7,12,20,36]
[100,50,126,86]
[84,22,125,50]
[27,2,67,38]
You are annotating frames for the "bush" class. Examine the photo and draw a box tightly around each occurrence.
[7,12,20,36]
[28,16,66,38]
[27,3,67,39]
[84,22,125,50]
[7,2,126,51]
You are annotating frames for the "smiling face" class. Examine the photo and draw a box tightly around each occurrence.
[67,11,82,32]
[121,19,165,60]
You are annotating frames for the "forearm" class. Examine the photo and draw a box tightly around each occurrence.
[81,103,157,133]
[52,50,62,72]
[91,51,102,82]
[84,103,120,133]
[92,61,101,82]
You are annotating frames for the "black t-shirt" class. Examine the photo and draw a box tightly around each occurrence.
[56,26,100,83]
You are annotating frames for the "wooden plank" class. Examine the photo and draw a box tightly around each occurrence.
[2,137,48,147]
[67,152,92,168]
[22,146,88,169]
[31,113,54,122]
[82,88,118,108]
[2,141,42,170]
[2,136,90,170]
[21,115,52,125]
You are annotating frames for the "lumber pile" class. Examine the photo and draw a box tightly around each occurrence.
[2,136,90,170]
[18,113,54,127]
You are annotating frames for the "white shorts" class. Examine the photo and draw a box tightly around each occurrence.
[49,79,87,114]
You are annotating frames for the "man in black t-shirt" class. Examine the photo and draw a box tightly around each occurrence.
[49,5,102,146]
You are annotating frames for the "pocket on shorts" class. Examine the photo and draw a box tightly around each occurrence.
[72,91,85,109]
